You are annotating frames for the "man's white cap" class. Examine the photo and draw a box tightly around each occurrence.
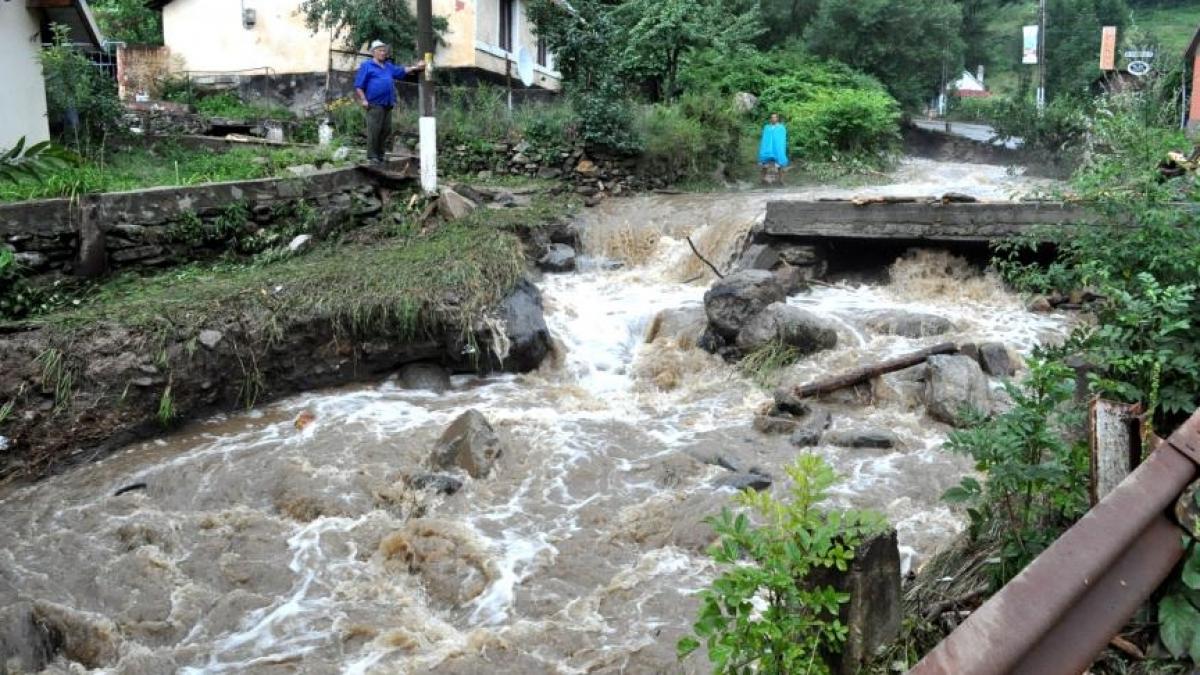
[370,40,388,50]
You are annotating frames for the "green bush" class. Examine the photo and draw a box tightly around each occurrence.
[988,95,1091,157]
[192,92,294,121]
[679,454,885,674]
[680,44,882,101]
[941,355,1090,588]
[636,92,744,178]
[779,88,900,162]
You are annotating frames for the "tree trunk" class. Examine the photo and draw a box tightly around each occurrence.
[788,342,959,399]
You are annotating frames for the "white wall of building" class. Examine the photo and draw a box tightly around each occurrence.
[163,0,335,75]
[1,3,51,148]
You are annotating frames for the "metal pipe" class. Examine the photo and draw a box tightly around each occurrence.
[910,410,1200,675]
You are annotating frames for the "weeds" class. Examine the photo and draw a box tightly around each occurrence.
[156,382,175,426]
[738,341,803,389]
[35,348,75,410]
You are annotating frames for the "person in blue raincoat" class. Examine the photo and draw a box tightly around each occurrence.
[758,113,789,183]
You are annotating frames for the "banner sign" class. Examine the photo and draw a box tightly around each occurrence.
[1099,26,1117,71]
[1023,26,1039,64]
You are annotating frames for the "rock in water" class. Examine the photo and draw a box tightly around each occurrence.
[537,243,577,273]
[431,410,505,478]
[492,279,553,372]
[703,270,787,340]
[825,428,899,449]
[398,362,452,393]
[978,342,1021,378]
[736,302,838,355]
[408,473,464,495]
[925,354,991,427]
[645,307,708,347]
[789,407,832,447]
[713,471,772,492]
[862,309,954,338]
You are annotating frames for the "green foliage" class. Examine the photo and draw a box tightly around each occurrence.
[804,0,965,108]
[680,454,885,674]
[40,24,124,151]
[0,138,79,185]
[781,88,901,162]
[636,92,744,179]
[1043,0,1129,99]
[90,0,162,44]
[0,143,346,203]
[192,92,294,121]
[527,0,640,151]
[299,0,446,56]
[941,356,1089,588]
[987,95,1091,159]
[612,0,764,100]
[1159,498,1200,667]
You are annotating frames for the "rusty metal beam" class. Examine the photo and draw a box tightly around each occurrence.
[910,409,1200,675]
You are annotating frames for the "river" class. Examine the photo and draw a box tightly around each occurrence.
[0,159,1068,674]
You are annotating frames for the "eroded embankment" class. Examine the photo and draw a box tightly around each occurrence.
[0,206,572,483]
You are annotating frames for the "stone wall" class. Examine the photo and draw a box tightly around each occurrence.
[445,141,682,201]
[0,166,385,281]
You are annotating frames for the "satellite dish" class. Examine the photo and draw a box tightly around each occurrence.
[516,46,536,87]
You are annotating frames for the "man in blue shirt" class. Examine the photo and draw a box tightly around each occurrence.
[354,40,425,164]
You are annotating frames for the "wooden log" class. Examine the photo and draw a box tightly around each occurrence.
[1088,398,1142,505]
[789,342,958,400]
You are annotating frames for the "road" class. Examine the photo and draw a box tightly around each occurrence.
[911,118,1023,150]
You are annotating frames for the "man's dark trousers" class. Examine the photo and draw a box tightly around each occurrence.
[366,105,392,162]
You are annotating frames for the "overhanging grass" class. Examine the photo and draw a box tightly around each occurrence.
[13,216,527,345]
[0,142,347,203]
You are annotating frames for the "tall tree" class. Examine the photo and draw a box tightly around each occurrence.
[1044,0,1129,99]
[613,0,764,100]
[300,0,441,56]
[805,0,965,109]
[757,0,822,48]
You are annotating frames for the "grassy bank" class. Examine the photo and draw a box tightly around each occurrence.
[0,142,348,203]
[0,190,568,481]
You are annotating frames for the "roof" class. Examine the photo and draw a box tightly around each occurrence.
[27,0,105,48]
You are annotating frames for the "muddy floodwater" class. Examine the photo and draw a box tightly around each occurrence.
[0,160,1069,673]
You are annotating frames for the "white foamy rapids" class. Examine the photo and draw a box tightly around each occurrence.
[0,161,1072,673]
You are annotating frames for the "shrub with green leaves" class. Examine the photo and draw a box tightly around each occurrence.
[941,355,1089,589]
[780,88,900,163]
[679,454,885,674]
[1158,502,1200,665]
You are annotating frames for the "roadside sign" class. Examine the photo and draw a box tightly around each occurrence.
[1100,27,1117,71]
[1023,26,1039,64]
[1127,60,1151,77]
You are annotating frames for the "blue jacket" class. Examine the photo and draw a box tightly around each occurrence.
[758,123,789,167]
[355,60,408,107]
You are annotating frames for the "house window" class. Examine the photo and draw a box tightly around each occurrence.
[536,34,548,67]
[499,0,514,53]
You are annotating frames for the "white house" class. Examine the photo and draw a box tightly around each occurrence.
[1,0,105,149]
[151,0,560,91]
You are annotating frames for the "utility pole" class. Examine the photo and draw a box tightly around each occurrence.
[1037,0,1046,111]
[417,0,437,193]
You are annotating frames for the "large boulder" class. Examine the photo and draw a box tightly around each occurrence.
[431,410,505,478]
[488,278,553,372]
[703,270,787,340]
[862,310,954,338]
[924,354,991,426]
[736,302,838,355]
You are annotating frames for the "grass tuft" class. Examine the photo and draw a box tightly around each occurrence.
[737,341,802,389]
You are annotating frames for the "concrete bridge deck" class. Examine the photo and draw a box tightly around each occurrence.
[763,199,1090,243]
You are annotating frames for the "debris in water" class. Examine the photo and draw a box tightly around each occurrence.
[294,410,316,430]
[113,482,148,497]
